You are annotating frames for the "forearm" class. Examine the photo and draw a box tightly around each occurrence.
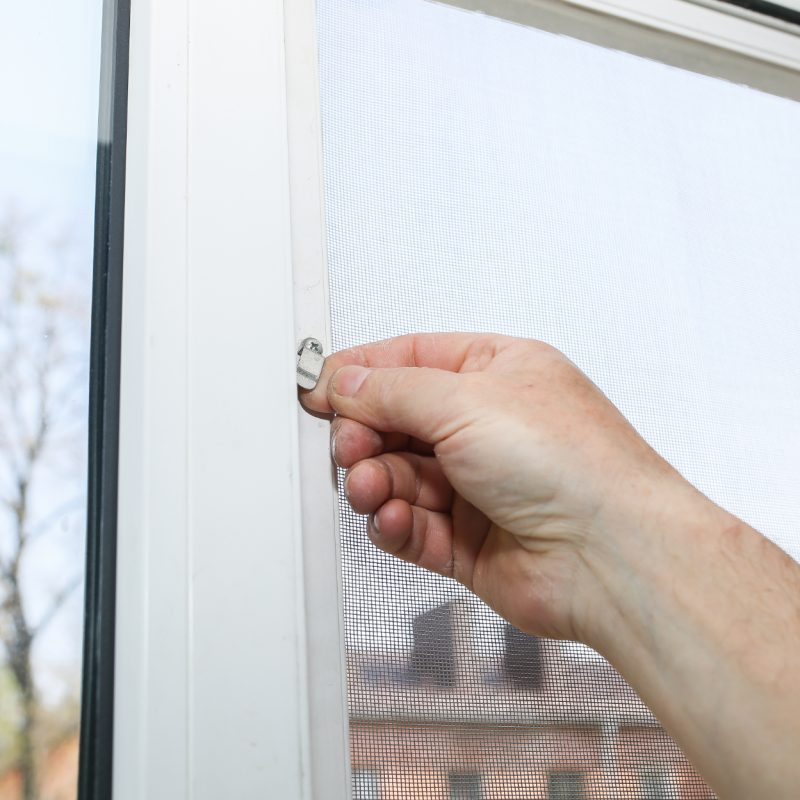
[583,474,800,799]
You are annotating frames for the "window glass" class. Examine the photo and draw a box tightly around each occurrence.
[640,768,675,799]
[0,1,103,797]
[354,768,380,800]
[318,0,800,798]
[548,771,585,800]
[449,773,482,800]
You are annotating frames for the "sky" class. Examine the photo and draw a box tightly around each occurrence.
[0,0,102,223]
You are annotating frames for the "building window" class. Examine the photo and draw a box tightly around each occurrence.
[353,767,380,800]
[450,772,484,800]
[548,771,585,800]
[503,623,544,690]
[409,601,458,687]
[641,768,674,799]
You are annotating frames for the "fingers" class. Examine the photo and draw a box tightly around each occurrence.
[344,452,453,515]
[369,498,491,588]
[328,365,467,443]
[331,417,433,468]
[301,332,502,414]
[369,500,457,578]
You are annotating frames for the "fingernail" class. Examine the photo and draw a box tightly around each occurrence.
[332,365,371,397]
[370,513,381,535]
[330,425,340,466]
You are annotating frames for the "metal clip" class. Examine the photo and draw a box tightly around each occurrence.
[296,337,325,390]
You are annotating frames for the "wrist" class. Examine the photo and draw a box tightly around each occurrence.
[570,466,800,800]
[572,466,726,655]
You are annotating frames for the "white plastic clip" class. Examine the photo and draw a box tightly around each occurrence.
[296,338,325,390]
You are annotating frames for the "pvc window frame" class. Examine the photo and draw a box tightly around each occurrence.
[110,1,800,799]
[443,0,800,100]
[114,0,344,797]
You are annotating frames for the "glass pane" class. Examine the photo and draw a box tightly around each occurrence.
[640,769,675,799]
[549,771,585,800]
[0,1,103,798]
[354,768,380,800]
[317,1,800,799]
[449,773,483,800]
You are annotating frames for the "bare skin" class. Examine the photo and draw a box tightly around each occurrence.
[300,332,800,800]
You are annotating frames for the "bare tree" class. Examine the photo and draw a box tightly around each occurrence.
[0,209,86,800]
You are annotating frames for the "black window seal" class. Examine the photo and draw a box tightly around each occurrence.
[720,0,800,26]
[78,0,130,796]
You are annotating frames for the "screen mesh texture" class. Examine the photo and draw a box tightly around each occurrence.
[317,1,800,798]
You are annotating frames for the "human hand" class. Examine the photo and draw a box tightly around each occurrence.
[300,332,692,644]
[303,332,800,799]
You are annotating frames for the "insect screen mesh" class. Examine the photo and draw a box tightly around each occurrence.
[316,1,800,798]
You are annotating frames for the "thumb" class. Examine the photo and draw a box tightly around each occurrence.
[328,365,465,443]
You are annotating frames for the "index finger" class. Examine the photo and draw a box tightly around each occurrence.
[300,331,498,414]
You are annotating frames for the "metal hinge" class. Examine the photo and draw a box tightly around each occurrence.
[296,337,325,390]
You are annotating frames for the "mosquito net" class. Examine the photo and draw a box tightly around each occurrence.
[317,1,800,797]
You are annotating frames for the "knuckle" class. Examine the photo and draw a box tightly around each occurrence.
[462,335,500,372]
[381,453,419,503]
[375,456,396,496]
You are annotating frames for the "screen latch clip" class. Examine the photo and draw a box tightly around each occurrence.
[296,337,325,390]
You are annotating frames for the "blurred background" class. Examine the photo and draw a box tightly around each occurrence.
[0,1,102,797]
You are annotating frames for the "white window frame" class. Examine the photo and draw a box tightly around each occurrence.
[115,0,344,797]
[447,0,800,99]
[112,0,800,798]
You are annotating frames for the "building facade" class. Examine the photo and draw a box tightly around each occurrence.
[347,600,713,800]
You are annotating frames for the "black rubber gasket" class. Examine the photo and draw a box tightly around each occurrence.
[78,0,130,796]
[721,0,800,26]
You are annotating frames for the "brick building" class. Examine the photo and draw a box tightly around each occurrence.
[347,600,714,800]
